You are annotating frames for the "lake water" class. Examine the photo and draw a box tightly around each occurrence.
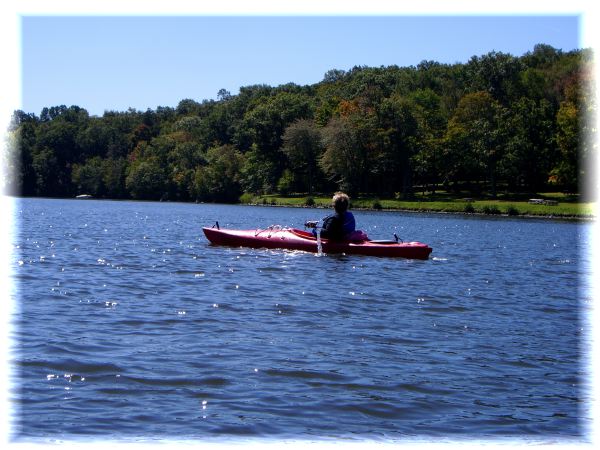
[7,198,595,444]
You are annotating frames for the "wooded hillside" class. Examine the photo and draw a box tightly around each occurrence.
[5,44,595,202]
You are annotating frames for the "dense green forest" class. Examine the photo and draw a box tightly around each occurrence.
[4,44,596,202]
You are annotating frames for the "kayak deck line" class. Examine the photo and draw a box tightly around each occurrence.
[202,226,432,260]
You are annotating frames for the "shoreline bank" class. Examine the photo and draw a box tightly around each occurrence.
[7,194,596,221]
[239,200,594,222]
[239,194,596,222]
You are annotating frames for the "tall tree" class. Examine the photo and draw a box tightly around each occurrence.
[281,119,323,195]
[192,144,244,202]
[444,91,505,196]
[466,51,524,105]
[72,156,106,196]
[125,157,168,200]
[406,89,447,195]
[503,98,555,191]
[320,103,376,197]
[376,95,419,198]
[235,91,313,155]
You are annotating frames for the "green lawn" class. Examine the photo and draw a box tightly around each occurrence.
[240,192,595,219]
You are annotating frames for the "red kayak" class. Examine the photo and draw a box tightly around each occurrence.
[203,225,432,259]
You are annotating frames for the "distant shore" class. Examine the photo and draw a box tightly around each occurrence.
[238,193,596,221]
[9,193,596,221]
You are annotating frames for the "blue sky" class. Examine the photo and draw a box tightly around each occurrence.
[21,15,581,117]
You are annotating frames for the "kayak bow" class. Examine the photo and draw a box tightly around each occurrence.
[202,226,432,259]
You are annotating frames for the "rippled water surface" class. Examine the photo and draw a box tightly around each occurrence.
[9,198,594,442]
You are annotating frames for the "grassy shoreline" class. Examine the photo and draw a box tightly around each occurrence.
[14,193,596,220]
[239,193,596,220]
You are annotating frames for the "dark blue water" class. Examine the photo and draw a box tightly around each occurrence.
[9,198,594,443]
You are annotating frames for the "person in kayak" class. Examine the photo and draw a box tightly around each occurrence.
[305,191,356,240]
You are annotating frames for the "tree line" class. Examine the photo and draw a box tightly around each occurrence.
[4,44,596,202]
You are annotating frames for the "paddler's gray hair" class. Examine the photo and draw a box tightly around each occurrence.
[332,192,350,213]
